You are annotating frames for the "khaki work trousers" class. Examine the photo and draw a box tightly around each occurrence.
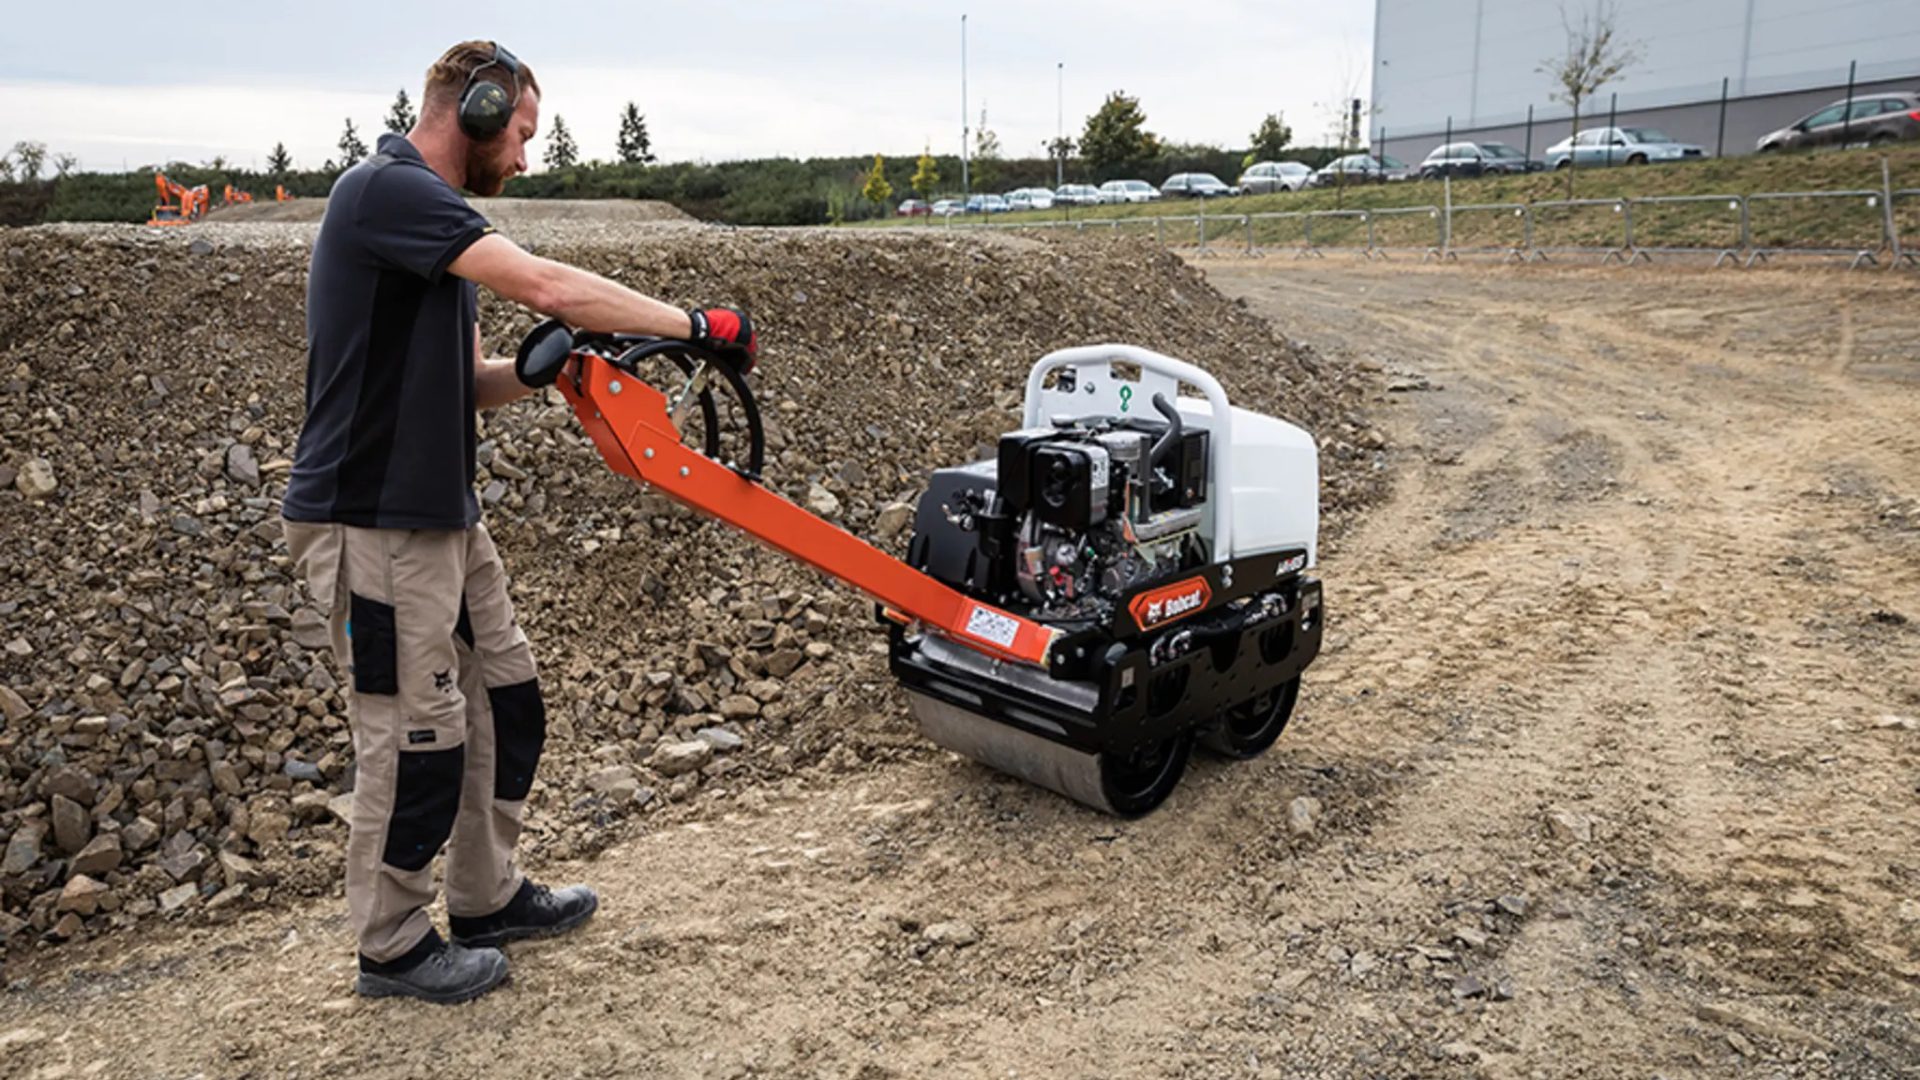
[284,520,545,962]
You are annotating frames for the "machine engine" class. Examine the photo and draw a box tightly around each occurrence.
[909,393,1214,625]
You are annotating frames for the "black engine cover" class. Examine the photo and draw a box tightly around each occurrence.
[906,459,1009,595]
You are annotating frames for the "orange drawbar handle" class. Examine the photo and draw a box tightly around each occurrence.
[556,352,1058,669]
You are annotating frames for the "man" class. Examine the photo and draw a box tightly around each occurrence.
[281,40,756,1004]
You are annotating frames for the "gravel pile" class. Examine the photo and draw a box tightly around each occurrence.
[206,196,694,226]
[0,218,1382,955]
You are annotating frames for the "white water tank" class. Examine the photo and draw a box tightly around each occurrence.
[1174,398,1319,565]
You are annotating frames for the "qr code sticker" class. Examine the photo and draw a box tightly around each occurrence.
[964,605,1019,648]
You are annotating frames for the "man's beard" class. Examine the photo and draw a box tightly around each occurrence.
[465,141,509,197]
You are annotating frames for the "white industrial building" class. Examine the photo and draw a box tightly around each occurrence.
[1371,0,1920,161]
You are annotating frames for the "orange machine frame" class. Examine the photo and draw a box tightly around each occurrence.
[556,352,1060,668]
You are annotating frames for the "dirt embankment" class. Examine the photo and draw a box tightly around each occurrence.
[204,196,693,226]
[0,220,1379,956]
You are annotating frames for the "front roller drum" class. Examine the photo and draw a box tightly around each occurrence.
[906,691,1191,817]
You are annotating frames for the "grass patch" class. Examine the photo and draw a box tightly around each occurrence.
[859,144,1920,253]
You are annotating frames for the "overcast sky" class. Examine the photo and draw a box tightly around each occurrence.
[1,0,1375,174]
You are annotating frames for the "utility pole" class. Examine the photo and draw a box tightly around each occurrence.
[961,13,970,198]
[1056,61,1064,188]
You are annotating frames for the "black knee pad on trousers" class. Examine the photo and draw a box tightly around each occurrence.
[384,746,464,871]
[489,679,547,801]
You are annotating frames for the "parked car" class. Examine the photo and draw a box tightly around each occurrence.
[1418,141,1539,178]
[1160,172,1239,198]
[1096,179,1160,204]
[1545,127,1705,169]
[964,194,1011,214]
[931,198,965,217]
[1237,160,1316,194]
[1005,187,1057,211]
[1054,183,1104,206]
[1308,153,1412,187]
[896,199,931,217]
[1757,92,1920,151]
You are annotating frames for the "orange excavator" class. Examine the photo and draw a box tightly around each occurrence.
[274,184,293,202]
[148,173,209,226]
[221,183,254,207]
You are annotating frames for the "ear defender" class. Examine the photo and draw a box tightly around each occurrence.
[457,42,522,141]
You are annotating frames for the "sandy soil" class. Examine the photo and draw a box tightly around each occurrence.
[4,260,1917,1079]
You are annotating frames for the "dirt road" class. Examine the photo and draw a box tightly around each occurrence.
[5,260,1917,1079]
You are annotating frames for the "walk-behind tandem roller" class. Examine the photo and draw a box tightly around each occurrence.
[517,324,1323,816]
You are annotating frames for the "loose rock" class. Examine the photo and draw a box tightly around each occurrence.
[924,920,980,947]
[1288,796,1322,836]
[648,741,714,777]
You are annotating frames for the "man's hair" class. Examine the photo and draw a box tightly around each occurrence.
[422,40,541,114]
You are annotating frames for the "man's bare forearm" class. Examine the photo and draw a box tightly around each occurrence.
[475,355,534,410]
[540,259,694,338]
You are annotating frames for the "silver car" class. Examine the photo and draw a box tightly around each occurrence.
[1309,153,1412,187]
[1237,160,1314,194]
[1545,127,1706,169]
[1054,183,1103,206]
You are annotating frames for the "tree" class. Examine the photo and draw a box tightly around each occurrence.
[386,89,417,134]
[1539,0,1641,188]
[1045,136,1076,186]
[267,142,293,175]
[544,115,579,170]
[52,153,78,178]
[1080,92,1161,176]
[861,154,893,217]
[617,103,655,165]
[910,146,940,202]
[10,141,48,182]
[337,120,367,167]
[1247,113,1292,163]
[971,107,1002,189]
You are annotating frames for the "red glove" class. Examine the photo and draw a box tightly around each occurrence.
[687,307,757,371]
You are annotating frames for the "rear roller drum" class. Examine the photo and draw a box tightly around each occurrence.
[1200,677,1300,759]
[1096,733,1193,817]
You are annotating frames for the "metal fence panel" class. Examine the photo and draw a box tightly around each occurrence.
[1528,198,1630,258]
[1304,210,1371,255]
[1446,203,1530,256]
[1627,195,1747,260]
[1893,189,1920,266]
[1366,206,1444,255]
[1745,190,1887,265]
[1248,212,1311,252]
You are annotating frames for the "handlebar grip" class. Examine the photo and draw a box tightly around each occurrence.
[515,318,575,388]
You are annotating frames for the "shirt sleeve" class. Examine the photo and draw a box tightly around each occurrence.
[352,164,494,283]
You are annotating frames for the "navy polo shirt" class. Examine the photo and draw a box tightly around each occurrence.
[283,133,494,529]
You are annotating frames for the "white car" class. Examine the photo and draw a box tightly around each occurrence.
[1097,179,1160,204]
[930,198,965,217]
[1005,187,1056,211]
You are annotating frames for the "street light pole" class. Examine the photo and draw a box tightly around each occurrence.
[1056,61,1064,188]
[961,14,970,198]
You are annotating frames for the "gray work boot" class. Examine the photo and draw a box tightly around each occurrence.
[355,929,509,1004]
[450,879,600,948]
